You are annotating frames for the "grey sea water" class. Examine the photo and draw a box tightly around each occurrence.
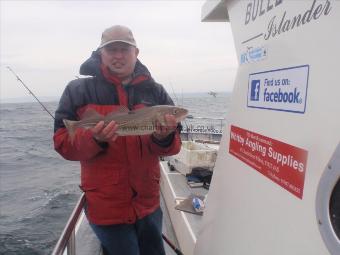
[0,93,231,254]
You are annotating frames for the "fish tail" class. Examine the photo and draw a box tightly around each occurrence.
[63,119,78,141]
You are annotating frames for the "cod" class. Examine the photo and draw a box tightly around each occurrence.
[63,105,188,139]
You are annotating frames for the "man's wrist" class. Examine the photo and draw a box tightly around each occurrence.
[152,131,175,147]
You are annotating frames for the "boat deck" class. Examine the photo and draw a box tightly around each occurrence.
[160,161,209,255]
[75,214,102,255]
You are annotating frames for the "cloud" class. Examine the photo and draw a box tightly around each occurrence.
[1,0,237,99]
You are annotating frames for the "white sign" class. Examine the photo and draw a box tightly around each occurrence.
[247,65,309,113]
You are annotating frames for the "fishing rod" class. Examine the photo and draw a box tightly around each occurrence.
[169,81,193,141]
[162,234,184,255]
[6,66,55,120]
[7,66,185,255]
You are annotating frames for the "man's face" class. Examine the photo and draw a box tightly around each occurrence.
[100,42,139,79]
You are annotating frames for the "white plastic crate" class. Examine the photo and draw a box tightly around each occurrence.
[169,141,217,175]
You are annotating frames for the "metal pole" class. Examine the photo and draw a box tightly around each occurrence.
[51,193,85,255]
[67,229,76,255]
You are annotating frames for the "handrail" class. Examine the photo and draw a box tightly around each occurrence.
[51,192,86,255]
[186,115,225,121]
[182,115,225,136]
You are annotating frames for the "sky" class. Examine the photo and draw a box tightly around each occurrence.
[0,0,237,101]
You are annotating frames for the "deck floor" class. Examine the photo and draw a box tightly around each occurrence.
[160,160,210,255]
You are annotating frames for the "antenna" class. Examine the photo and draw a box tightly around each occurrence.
[169,79,180,106]
[6,66,55,120]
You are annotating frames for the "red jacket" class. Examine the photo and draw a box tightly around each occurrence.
[54,52,181,225]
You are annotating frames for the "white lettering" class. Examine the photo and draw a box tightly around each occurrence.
[230,131,245,146]
[267,147,304,172]
[245,138,267,157]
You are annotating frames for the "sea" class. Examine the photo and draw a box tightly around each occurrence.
[0,92,231,254]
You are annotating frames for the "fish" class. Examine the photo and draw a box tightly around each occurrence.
[63,105,188,139]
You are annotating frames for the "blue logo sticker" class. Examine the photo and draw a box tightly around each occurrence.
[240,46,267,65]
[250,80,261,101]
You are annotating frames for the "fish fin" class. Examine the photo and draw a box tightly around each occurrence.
[63,119,78,141]
[82,108,103,120]
[116,106,130,113]
[117,121,131,128]
[105,106,130,119]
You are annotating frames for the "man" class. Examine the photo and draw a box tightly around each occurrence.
[54,25,182,255]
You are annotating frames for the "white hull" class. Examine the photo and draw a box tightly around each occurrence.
[194,1,340,254]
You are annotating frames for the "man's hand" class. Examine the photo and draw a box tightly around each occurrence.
[153,114,177,140]
[91,121,118,143]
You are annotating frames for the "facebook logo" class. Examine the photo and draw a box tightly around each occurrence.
[250,80,260,101]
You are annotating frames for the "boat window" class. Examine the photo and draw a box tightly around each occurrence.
[330,178,340,240]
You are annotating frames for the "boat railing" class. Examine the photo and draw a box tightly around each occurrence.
[186,115,224,121]
[51,192,86,255]
[181,115,225,140]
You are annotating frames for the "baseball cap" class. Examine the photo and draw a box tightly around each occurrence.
[98,25,137,48]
